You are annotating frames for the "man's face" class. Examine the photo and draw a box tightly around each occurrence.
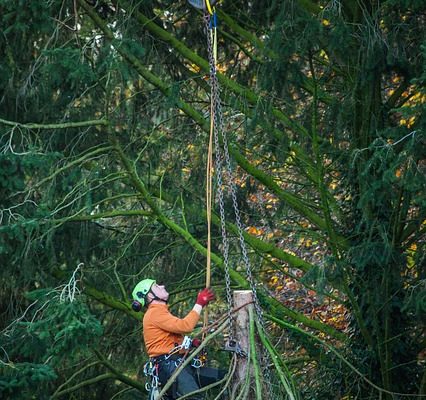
[150,283,169,302]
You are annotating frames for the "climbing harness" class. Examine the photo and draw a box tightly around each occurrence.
[163,335,204,367]
[143,335,204,399]
[143,360,160,400]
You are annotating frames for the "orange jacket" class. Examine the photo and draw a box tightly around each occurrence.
[143,303,200,357]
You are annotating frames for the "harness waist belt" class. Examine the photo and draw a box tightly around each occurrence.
[151,353,181,363]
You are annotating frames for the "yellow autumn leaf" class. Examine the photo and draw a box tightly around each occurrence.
[247,226,263,235]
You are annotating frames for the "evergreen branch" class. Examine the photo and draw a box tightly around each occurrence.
[77,0,208,130]
[263,294,347,341]
[257,254,343,303]
[51,373,116,398]
[93,349,146,392]
[54,209,152,222]
[255,317,300,400]
[224,213,314,273]
[265,314,423,398]
[230,145,348,249]
[248,307,263,400]
[109,130,346,340]
[0,117,108,129]
[51,268,142,320]
[83,283,141,320]
[217,10,332,104]
[150,186,315,273]
[52,361,101,397]
[33,145,114,189]
[117,0,310,138]
[308,54,343,255]
[79,2,343,240]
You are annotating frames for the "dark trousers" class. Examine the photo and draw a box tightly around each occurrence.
[157,357,225,400]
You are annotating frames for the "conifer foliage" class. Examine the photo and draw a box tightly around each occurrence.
[0,0,424,398]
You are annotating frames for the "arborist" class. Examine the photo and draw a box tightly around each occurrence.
[131,279,224,399]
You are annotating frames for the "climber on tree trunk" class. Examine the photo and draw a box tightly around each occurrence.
[131,279,224,399]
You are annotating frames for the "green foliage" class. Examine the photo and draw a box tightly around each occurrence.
[0,288,102,398]
[0,0,53,36]
[0,362,57,400]
[0,0,424,398]
[41,48,96,91]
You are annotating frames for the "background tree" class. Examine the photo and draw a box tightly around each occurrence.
[0,0,424,399]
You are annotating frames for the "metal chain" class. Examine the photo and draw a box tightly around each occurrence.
[204,15,264,327]
[204,12,235,339]
[204,11,274,391]
[204,13,272,388]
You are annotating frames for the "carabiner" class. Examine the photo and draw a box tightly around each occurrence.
[191,358,203,368]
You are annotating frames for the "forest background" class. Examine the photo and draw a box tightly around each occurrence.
[0,0,425,399]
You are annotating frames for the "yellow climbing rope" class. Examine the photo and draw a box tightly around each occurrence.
[204,0,218,347]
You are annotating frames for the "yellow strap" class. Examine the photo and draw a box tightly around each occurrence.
[203,84,214,337]
[205,0,214,15]
[203,3,218,338]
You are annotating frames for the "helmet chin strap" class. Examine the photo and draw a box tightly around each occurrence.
[147,289,168,305]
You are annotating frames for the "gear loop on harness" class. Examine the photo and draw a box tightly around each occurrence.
[143,359,160,399]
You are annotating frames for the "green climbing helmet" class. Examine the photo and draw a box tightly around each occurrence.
[132,278,156,308]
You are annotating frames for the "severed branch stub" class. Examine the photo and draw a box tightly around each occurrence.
[232,290,253,387]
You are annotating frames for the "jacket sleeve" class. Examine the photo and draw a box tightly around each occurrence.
[153,308,200,334]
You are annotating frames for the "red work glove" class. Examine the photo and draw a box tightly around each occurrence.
[196,288,215,307]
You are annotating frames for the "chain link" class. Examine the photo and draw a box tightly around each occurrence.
[204,11,274,391]
[204,13,235,339]
[204,11,273,387]
[204,12,265,328]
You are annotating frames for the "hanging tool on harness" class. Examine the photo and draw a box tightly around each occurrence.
[143,360,160,400]
[143,336,204,399]
[165,335,203,367]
